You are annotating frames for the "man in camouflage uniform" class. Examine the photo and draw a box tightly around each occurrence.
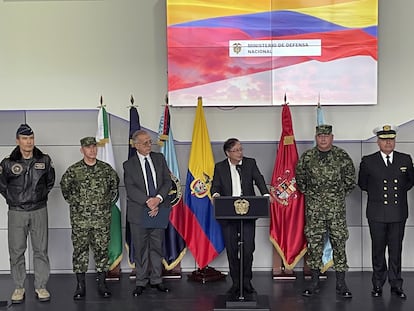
[60,137,119,300]
[296,125,355,298]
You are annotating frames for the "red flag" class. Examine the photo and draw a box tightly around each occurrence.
[269,104,307,269]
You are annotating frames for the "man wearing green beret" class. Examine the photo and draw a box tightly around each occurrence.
[60,136,119,300]
[296,124,355,298]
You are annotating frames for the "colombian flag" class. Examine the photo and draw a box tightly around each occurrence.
[180,97,224,268]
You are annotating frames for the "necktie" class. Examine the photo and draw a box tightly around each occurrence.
[386,155,391,167]
[145,157,156,196]
[236,165,243,196]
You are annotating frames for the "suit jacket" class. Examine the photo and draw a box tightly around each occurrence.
[211,157,269,197]
[358,150,414,222]
[123,151,171,226]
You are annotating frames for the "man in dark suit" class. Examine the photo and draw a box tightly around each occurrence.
[124,130,172,297]
[211,138,270,296]
[358,124,414,299]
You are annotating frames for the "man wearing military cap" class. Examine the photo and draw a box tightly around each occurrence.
[61,136,119,300]
[80,136,97,147]
[374,124,397,139]
[316,124,333,135]
[0,124,55,303]
[296,124,355,298]
[358,124,414,299]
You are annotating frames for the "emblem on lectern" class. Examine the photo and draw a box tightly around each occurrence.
[234,199,249,215]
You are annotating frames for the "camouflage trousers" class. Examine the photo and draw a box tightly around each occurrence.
[304,208,349,272]
[70,217,110,273]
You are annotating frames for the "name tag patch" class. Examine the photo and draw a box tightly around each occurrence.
[34,163,46,170]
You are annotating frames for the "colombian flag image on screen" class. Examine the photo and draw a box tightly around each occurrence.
[167,0,378,107]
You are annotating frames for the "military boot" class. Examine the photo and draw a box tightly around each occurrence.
[73,273,86,300]
[302,269,320,297]
[97,272,111,298]
[336,271,352,298]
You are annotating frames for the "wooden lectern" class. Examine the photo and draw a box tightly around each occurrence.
[213,196,270,311]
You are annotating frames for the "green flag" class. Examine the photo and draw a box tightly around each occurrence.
[96,106,123,270]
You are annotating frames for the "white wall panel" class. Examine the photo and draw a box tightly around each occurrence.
[26,110,98,146]
[347,227,363,270]
[0,230,12,271]
[47,188,71,229]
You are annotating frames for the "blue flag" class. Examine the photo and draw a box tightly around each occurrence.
[125,106,141,267]
[158,105,187,270]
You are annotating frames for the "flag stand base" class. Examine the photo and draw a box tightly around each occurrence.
[187,267,226,283]
[272,268,296,280]
[105,264,121,281]
[129,268,136,280]
[162,267,182,279]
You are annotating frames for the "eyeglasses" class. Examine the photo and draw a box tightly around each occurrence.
[229,148,243,153]
[137,140,152,146]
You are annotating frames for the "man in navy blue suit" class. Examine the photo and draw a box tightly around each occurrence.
[358,124,414,299]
